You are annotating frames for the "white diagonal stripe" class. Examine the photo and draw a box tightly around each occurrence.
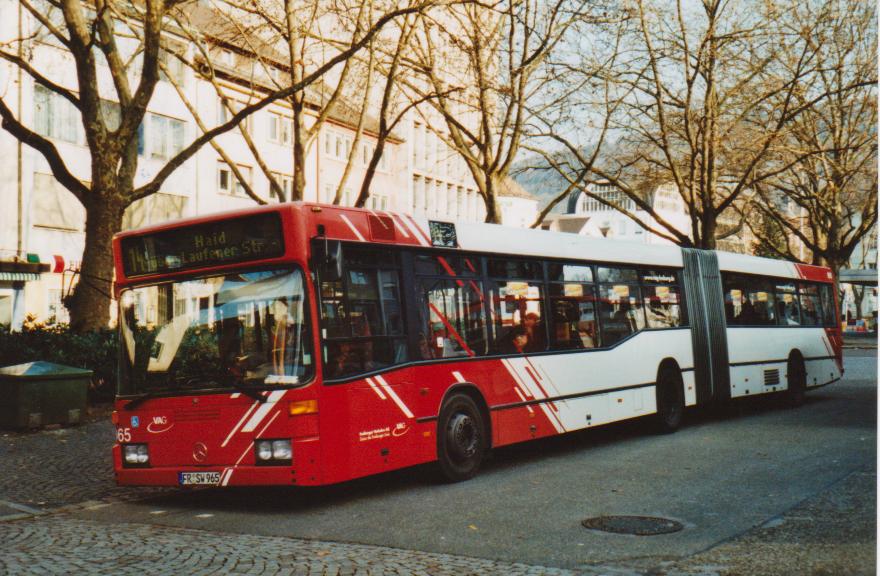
[374,375,414,419]
[242,390,286,432]
[222,401,259,447]
[514,387,535,414]
[255,410,281,438]
[339,214,366,241]
[366,377,387,400]
[452,371,466,383]
[400,216,428,246]
[502,359,563,433]
[383,211,410,238]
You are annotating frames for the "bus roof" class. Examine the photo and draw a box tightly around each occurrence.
[114,202,832,284]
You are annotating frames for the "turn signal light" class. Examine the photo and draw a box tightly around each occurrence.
[289,400,318,416]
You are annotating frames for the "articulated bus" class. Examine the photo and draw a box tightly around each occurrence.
[112,202,843,486]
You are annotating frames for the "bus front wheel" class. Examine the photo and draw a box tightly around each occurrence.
[437,394,486,482]
[654,366,684,433]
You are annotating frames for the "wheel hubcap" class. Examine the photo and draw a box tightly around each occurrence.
[447,413,478,461]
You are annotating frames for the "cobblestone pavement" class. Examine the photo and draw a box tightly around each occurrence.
[0,419,172,513]
[659,465,877,576]
[0,514,634,576]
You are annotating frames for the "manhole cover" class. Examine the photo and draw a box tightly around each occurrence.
[581,515,684,536]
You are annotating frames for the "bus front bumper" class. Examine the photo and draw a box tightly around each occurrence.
[115,465,318,487]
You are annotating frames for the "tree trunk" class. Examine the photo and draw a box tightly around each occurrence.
[67,196,124,331]
[701,213,717,250]
[483,176,501,224]
[291,94,307,202]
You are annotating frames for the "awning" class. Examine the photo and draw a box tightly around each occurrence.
[0,272,41,282]
[0,259,49,281]
[839,268,878,286]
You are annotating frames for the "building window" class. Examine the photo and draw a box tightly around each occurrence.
[269,172,293,201]
[218,163,252,196]
[47,289,70,324]
[33,85,82,144]
[413,122,424,169]
[324,131,351,160]
[218,163,231,193]
[413,176,423,213]
[159,48,186,85]
[217,97,229,125]
[268,112,291,144]
[149,114,185,160]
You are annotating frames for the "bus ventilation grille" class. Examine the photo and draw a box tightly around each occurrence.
[764,369,780,387]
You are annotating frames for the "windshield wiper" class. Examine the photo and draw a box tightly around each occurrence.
[228,381,268,403]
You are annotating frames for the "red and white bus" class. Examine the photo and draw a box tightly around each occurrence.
[112,202,843,486]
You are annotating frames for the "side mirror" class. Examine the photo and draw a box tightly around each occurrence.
[316,239,343,282]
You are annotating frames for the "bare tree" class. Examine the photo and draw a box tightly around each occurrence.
[746,0,877,281]
[0,0,438,330]
[539,0,872,249]
[408,0,604,223]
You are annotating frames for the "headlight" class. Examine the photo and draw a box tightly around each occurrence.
[272,440,292,460]
[254,439,292,465]
[256,441,273,461]
[123,444,149,467]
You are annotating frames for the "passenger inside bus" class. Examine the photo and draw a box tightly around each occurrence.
[498,326,529,354]
[522,312,546,352]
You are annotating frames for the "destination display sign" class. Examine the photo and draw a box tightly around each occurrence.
[121,213,284,277]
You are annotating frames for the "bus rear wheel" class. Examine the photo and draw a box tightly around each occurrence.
[786,354,807,408]
[654,366,684,433]
[437,394,486,482]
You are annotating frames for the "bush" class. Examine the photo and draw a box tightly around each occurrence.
[0,317,118,403]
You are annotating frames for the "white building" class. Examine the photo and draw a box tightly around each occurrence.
[558,181,692,245]
[0,2,534,326]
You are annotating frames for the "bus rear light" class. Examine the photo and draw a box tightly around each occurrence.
[255,439,292,465]
[289,400,318,416]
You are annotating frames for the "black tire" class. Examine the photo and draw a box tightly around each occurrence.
[786,354,807,408]
[437,393,487,482]
[654,366,685,433]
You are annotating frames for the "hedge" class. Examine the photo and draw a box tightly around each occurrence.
[0,318,117,403]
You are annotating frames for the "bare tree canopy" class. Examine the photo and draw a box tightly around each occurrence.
[408,0,618,223]
[534,0,876,250]
[746,0,877,278]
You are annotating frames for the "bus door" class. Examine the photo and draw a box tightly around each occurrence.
[681,249,730,403]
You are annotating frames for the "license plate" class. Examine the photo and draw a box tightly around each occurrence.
[179,471,221,486]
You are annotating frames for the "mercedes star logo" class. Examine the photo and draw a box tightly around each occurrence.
[193,442,208,462]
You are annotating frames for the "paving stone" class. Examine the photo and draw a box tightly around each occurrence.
[0,515,599,576]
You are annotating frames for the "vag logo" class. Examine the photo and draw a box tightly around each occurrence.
[147,415,173,434]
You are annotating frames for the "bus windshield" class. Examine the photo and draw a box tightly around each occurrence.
[118,268,313,396]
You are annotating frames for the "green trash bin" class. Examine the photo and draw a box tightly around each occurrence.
[0,362,92,429]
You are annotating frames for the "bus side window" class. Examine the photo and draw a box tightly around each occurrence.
[547,262,598,350]
[596,281,645,346]
[723,274,745,325]
[488,257,546,354]
[774,281,800,326]
[744,277,776,326]
[418,278,488,358]
[818,284,837,327]
[319,247,408,379]
[641,269,684,329]
[798,283,821,326]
